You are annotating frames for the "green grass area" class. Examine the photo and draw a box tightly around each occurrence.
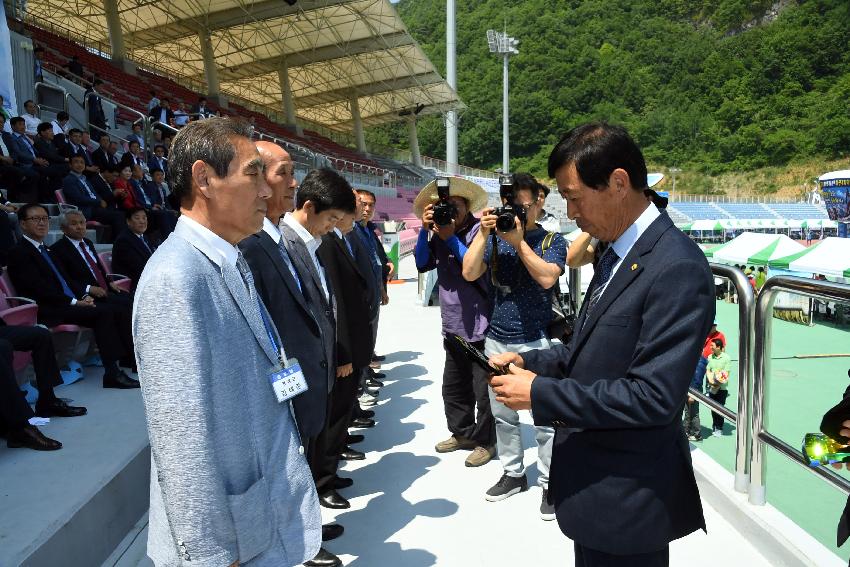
[695,300,850,559]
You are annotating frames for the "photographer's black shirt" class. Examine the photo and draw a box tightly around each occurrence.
[483,226,567,344]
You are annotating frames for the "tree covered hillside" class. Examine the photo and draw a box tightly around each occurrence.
[368,0,850,180]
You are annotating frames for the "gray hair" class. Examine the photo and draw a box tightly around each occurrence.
[58,209,86,228]
[169,117,254,207]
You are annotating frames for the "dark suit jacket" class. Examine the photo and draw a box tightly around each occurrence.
[7,133,37,166]
[49,236,109,290]
[524,212,714,555]
[92,147,119,171]
[279,222,336,373]
[7,240,87,323]
[317,231,372,370]
[119,153,146,171]
[34,138,67,165]
[345,228,380,317]
[366,221,390,285]
[240,229,333,440]
[147,155,168,176]
[148,107,175,125]
[111,229,154,286]
[62,173,102,216]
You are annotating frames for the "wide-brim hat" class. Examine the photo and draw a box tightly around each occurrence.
[413,177,489,217]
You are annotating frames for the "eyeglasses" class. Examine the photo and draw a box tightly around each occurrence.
[23,216,49,223]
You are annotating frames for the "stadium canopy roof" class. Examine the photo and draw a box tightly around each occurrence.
[20,0,463,132]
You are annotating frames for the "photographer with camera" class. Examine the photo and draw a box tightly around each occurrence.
[462,172,567,519]
[413,177,496,468]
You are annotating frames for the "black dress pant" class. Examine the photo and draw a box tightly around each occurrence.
[707,389,729,431]
[310,367,361,494]
[0,211,15,266]
[40,304,126,367]
[0,332,49,429]
[574,542,669,567]
[442,338,495,447]
[0,325,62,406]
[95,293,135,361]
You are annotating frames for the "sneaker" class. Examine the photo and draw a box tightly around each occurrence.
[465,445,496,467]
[712,429,722,437]
[540,489,556,521]
[485,473,528,502]
[358,392,378,407]
[687,433,702,442]
[435,435,477,453]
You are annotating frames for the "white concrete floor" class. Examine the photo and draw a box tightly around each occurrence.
[112,256,772,567]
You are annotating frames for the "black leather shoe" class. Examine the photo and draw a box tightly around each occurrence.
[103,371,140,389]
[7,424,62,451]
[359,409,375,419]
[367,378,384,388]
[346,433,364,444]
[340,446,365,460]
[303,547,341,567]
[350,417,375,428]
[322,523,344,542]
[372,354,386,362]
[371,372,386,379]
[319,489,350,509]
[332,476,353,489]
[35,399,87,418]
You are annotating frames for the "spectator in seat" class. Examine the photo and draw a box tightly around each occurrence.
[127,121,145,152]
[51,210,133,320]
[62,154,125,239]
[173,102,189,127]
[85,80,108,136]
[108,140,121,165]
[50,111,71,148]
[146,168,171,210]
[111,207,155,289]
[193,96,210,119]
[92,133,119,171]
[129,164,177,237]
[147,144,168,177]
[21,100,40,137]
[32,122,70,195]
[0,319,88,451]
[148,98,174,132]
[7,204,139,388]
[33,47,44,83]
[119,140,147,171]
[8,117,54,201]
[0,115,39,202]
[112,165,134,208]
[64,128,99,176]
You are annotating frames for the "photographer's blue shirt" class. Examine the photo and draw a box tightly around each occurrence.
[483,226,567,344]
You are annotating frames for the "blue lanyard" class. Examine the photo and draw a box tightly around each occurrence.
[257,297,284,363]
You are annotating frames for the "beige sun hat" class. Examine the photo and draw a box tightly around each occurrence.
[413,177,489,217]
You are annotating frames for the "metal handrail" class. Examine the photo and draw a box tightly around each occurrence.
[687,264,755,493]
[83,90,147,140]
[749,276,850,505]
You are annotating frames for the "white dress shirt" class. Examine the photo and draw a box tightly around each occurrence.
[282,212,329,301]
[597,203,661,300]
[262,217,302,289]
[22,113,40,136]
[23,234,82,304]
[178,215,237,269]
[65,235,99,283]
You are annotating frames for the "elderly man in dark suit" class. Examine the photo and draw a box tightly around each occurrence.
[92,132,119,172]
[240,143,343,567]
[111,208,156,289]
[62,155,125,239]
[489,123,715,567]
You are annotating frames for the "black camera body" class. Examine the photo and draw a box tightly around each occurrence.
[432,177,457,226]
[493,173,526,232]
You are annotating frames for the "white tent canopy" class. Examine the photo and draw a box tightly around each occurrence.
[705,232,805,266]
[768,237,850,279]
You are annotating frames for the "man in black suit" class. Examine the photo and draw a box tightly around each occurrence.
[63,128,99,177]
[148,98,175,131]
[0,114,38,202]
[488,123,714,567]
[62,155,125,240]
[7,204,139,389]
[111,208,156,289]
[86,80,108,136]
[92,133,119,172]
[240,143,343,567]
[33,122,70,184]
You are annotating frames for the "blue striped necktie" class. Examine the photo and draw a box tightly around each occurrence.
[39,245,75,299]
[582,247,619,328]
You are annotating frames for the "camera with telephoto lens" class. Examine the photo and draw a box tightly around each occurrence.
[493,173,526,232]
[431,177,457,226]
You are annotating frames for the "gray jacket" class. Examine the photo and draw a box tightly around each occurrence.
[133,218,321,567]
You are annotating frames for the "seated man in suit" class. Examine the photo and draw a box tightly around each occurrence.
[148,98,175,131]
[51,210,132,305]
[488,123,714,567]
[111,207,155,288]
[62,155,125,239]
[7,204,139,389]
[0,114,39,202]
[147,144,168,178]
[145,168,173,211]
[63,128,100,177]
[92,132,119,172]
[240,143,343,567]
[129,164,177,237]
[31,122,69,193]
[119,140,147,173]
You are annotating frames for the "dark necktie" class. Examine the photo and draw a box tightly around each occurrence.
[138,234,152,254]
[39,245,75,299]
[582,247,620,327]
[79,176,97,200]
[80,241,108,289]
[19,134,35,157]
[236,251,255,297]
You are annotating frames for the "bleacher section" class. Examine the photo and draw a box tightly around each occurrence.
[670,201,829,222]
[767,203,830,220]
[669,202,731,220]
[717,204,778,219]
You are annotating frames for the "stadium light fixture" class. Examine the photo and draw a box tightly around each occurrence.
[486,29,519,172]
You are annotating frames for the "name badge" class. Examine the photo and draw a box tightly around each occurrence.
[269,358,308,403]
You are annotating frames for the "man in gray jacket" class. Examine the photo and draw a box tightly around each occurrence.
[133,118,321,567]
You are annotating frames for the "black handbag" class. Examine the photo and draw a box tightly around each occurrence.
[541,232,577,343]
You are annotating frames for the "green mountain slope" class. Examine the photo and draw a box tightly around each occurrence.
[369,0,850,179]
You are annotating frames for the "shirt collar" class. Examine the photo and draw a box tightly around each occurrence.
[283,212,316,246]
[262,217,282,243]
[65,235,84,246]
[610,203,661,261]
[333,227,344,239]
[177,215,238,268]
[22,234,44,249]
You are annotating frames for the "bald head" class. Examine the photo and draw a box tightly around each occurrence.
[256,141,296,220]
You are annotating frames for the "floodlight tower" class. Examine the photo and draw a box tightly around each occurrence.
[446,0,458,173]
[487,29,519,173]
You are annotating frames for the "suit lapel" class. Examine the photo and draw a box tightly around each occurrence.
[568,213,674,362]
[335,233,366,282]
[280,224,331,313]
[258,232,315,322]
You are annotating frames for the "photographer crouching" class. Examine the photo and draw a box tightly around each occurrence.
[462,173,567,520]
[414,177,496,467]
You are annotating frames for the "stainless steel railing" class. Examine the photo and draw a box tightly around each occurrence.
[687,263,755,493]
[749,276,850,505]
